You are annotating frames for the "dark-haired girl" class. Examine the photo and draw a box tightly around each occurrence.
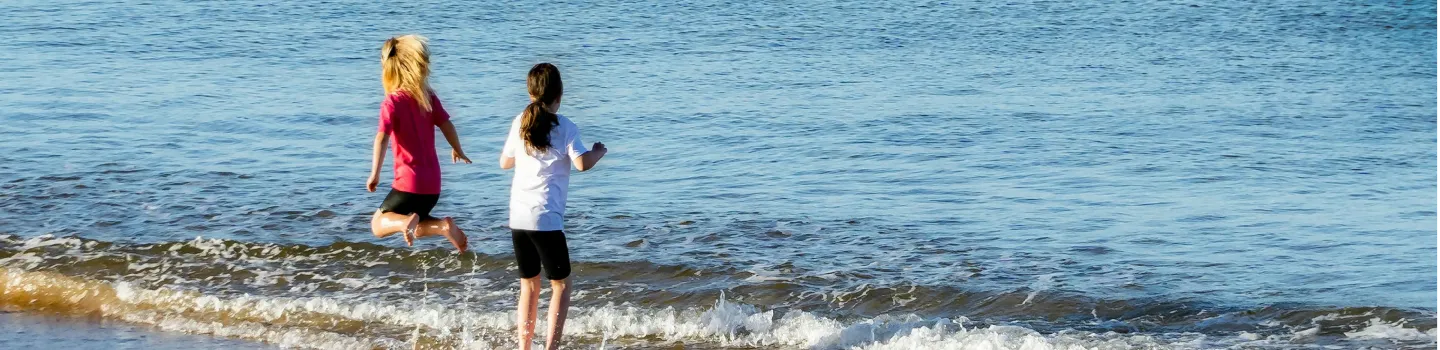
[498,63,606,350]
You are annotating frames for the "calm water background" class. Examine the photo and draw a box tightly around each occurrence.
[0,0,1434,349]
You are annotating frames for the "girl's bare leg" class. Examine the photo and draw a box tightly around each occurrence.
[516,276,543,350]
[413,217,468,252]
[369,209,420,245]
[543,278,572,350]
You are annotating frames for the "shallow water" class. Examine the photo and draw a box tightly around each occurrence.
[0,0,1435,349]
[0,311,268,349]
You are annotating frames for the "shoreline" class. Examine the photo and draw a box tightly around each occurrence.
[0,310,270,349]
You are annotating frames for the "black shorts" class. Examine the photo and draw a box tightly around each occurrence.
[379,189,439,221]
[512,229,571,280]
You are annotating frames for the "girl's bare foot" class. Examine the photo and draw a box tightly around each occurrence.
[403,213,420,246]
[441,217,468,252]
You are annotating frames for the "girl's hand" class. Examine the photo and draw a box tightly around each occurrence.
[366,173,380,192]
[452,149,472,164]
[575,142,607,171]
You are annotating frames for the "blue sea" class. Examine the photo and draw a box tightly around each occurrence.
[0,0,1435,349]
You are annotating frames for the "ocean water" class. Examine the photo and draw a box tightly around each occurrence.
[0,0,1435,349]
[0,311,268,349]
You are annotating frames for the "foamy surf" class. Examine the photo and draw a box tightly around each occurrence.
[1,266,1433,349]
[0,267,1105,349]
[0,234,1433,349]
[0,266,1168,349]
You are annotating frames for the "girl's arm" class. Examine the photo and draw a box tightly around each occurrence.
[366,131,388,192]
[437,120,472,164]
[499,119,518,170]
[573,142,607,172]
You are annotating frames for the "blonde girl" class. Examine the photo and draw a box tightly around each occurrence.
[365,34,469,252]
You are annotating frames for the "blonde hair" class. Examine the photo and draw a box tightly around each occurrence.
[380,34,432,111]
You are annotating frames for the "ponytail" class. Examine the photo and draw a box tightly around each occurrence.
[521,63,563,154]
[521,101,558,153]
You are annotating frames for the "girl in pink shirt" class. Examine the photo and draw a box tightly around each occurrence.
[364,35,469,253]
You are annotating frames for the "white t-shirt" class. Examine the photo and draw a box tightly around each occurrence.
[502,113,588,231]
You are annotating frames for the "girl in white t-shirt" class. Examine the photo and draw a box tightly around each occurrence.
[498,63,606,350]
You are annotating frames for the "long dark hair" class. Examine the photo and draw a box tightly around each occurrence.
[521,63,562,154]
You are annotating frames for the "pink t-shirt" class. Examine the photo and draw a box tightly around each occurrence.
[378,91,450,195]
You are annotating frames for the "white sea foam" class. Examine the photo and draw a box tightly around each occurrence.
[1343,318,1437,342]
[3,266,1227,349]
[19,234,85,250]
[1,235,1434,349]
